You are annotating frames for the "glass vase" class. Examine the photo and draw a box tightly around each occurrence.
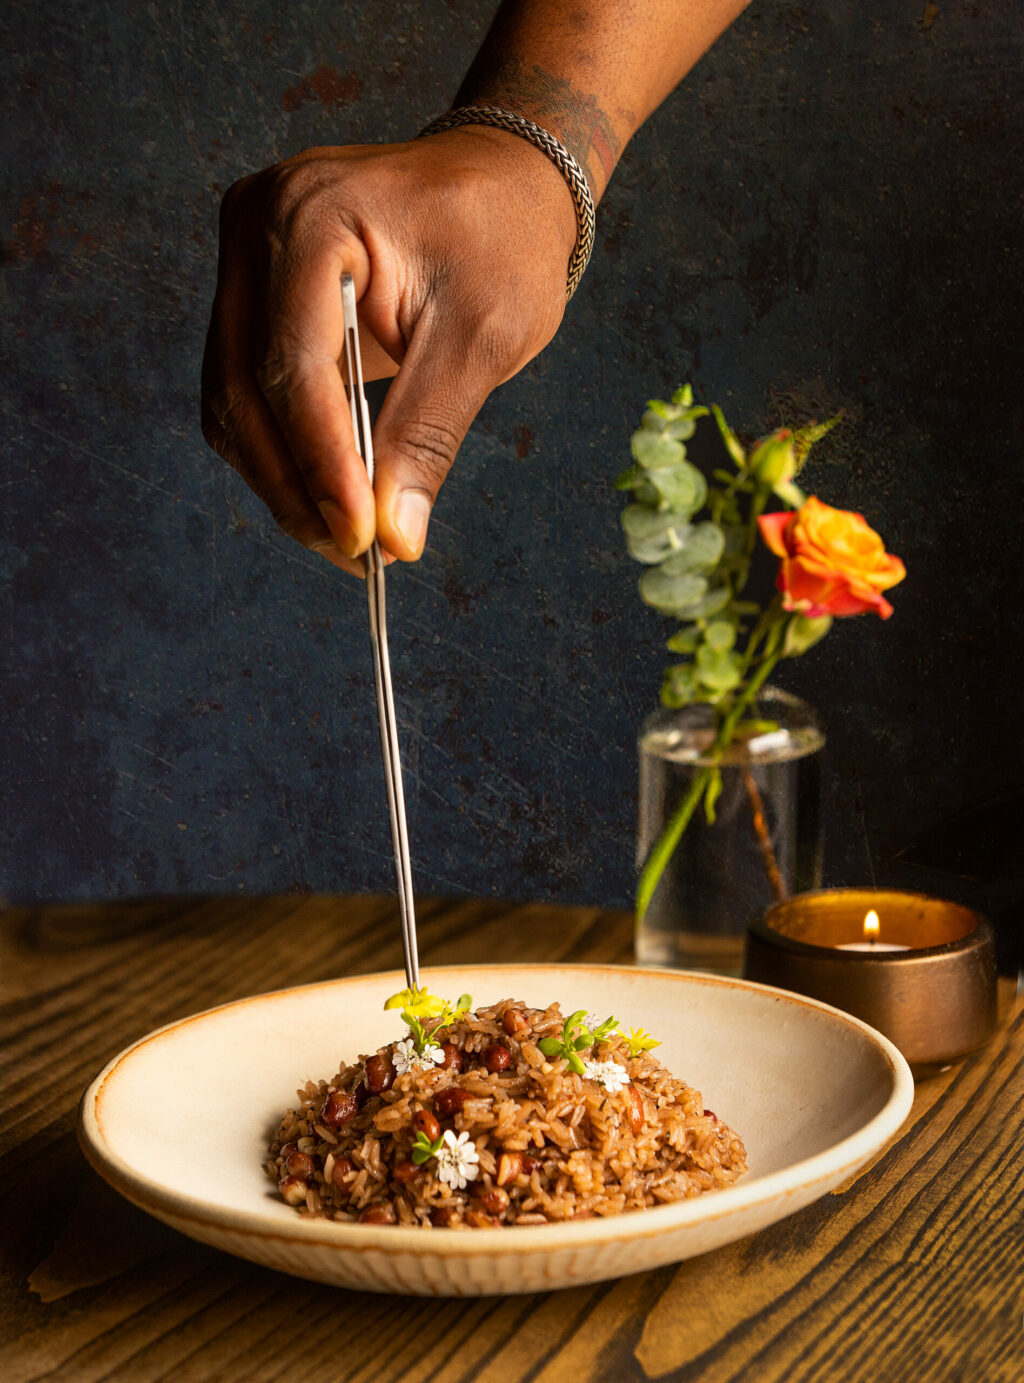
[635,687,824,975]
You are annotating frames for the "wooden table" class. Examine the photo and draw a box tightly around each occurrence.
[1,894,1020,1382]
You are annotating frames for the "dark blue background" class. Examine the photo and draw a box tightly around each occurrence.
[3,3,1022,967]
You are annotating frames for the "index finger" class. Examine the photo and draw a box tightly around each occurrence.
[256,236,378,557]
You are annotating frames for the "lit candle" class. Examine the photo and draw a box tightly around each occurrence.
[743,888,998,1069]
[835,909,911,952]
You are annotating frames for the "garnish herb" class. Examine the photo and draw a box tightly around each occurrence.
[411,1129,444,1164]
[383,988,472,1054]
[538,1009,619,1074]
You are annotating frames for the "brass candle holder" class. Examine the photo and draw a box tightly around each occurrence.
[743,889,997,1071]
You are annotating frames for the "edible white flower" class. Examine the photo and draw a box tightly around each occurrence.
[392,1037,446,1075]
[434,1129,480,1190]
[582,1058,630,1093]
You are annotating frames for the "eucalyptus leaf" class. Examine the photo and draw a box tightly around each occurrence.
[614,465,639,490]
[658,520,724,575]
[645,461,706,512]
[674,582,732,620]
[621,504,685,538]
[625,533,680,564]
[661,662,698,707]
[666,626,701,653]
[665,416,697,441]
[631,429,685,470]
[630,478,661,506]
[704,619,736,652]
[639,568,708,615]
[695,644,744,691]
[621,505,693,563]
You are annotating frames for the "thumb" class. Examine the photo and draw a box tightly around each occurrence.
[371,326,496,561]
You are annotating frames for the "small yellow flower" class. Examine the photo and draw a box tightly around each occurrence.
[383,984,446,1018]
[625,1027,662,1058]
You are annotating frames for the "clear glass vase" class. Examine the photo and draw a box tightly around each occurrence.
[635,687,824,975]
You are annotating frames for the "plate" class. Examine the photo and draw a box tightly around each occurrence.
[78,964,913,1296]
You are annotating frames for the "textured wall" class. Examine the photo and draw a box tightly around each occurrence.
[3,3,1022,967]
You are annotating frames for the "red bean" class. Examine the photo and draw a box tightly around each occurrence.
[354,1081,369,1108]
[393,1159,421,1184]
[473,1187,509,1215]
[322,1089,359,1128]
[431,1205,458,1227]
[465,1209,498,1229]
[364,1053,396,1094]
[278,1175,308,1206]
[285,1151,315,1181]
[502,1008,529,1036]
[483,1043,511,1073]
[360,1203,396,1224]
[704,1109,718,1124]
[330,1156,354,1188]
[439,1042,463,1072]
[413,1108,441,1142]
[279,1141,297,1159]
[434,1086,469,1117]
[520,1153,539,1174]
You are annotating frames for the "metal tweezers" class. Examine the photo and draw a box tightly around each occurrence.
[341,273,419,989]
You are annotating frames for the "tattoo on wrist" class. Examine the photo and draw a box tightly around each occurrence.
[456,56,621,195]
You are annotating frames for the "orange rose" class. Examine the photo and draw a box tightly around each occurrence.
[758,496,905,619]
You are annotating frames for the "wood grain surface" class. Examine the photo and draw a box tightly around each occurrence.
[1,895,1020,1383]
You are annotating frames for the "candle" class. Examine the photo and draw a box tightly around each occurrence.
[742,889,997,1070]
[835,909,911,951]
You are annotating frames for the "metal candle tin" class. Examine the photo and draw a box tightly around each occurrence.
[743,888,998,1071]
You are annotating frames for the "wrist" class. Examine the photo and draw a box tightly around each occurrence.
[419,114,591,299]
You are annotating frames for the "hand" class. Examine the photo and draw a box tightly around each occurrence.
[201,129,577,575]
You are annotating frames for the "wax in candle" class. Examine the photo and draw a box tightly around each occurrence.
[835,907,910,951]
[835,940,911,952]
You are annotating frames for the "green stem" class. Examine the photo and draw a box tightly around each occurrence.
[731,488,769,596]
[718,648,782,744]
[636,766,713,924]
[635,646,785,926]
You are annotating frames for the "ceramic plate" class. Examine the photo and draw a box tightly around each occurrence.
[78,964,913,1296]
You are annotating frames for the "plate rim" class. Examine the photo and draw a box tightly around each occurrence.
[78,963,914,1259]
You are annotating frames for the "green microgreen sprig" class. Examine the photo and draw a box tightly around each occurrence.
[411,1129,444,1165]
[537,1010,619,1075]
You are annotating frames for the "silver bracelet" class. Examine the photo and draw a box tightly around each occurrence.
[419,105,596,301]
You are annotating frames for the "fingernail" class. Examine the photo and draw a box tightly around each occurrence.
[318,501,361,559]
[394,489,431,557]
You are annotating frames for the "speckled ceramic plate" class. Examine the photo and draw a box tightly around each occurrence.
[78,964,913,1296]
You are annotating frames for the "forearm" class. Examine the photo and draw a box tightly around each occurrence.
[455,0,750,200]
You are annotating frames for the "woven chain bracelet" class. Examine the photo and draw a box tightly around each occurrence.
[419,105,596,301]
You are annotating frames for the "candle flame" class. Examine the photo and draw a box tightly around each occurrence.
[863,910,880,942]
